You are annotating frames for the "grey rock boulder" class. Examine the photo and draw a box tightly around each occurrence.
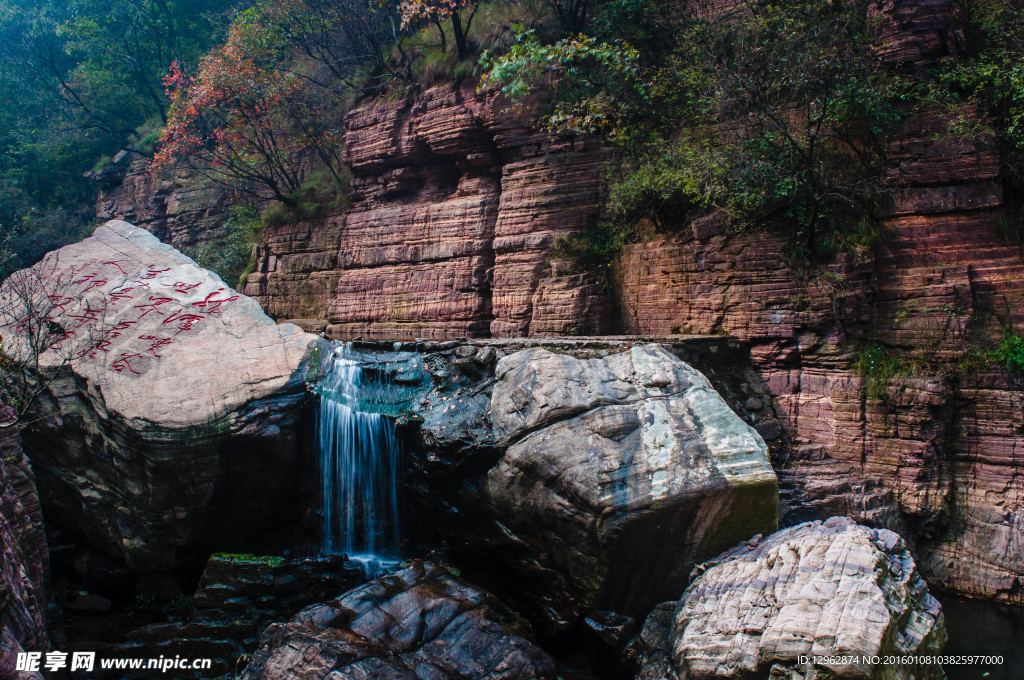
[482,344,778,632]
[628,517,947,680]
[0,220,327,570]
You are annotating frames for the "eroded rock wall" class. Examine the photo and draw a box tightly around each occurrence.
[615,0,1024,603]
[0,403,49,680]
[243,84,614,339]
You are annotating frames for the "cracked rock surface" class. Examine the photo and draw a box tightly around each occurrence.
[0,220,326,570]
[629,517,947,680]
[240,561,559,680]
[480,344,778,633]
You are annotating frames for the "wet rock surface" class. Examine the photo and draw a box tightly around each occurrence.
[627,517,947,680]
[239,561,559,680]
[0,220,326,570]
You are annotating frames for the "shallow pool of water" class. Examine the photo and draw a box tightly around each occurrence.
[937,592,1024,680]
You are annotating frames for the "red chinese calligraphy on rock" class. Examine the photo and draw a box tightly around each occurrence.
[191,289,239,315]
[102,260,132,275]
[108,287,135,302]
[138,335,173,358]
[171,281,201,294]
[139,266,171,281]
[112,352,144,376]
[134,296,174,319]
[163,310,205,335]
[76,340,112,361]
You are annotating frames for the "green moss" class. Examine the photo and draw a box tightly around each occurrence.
[212,553,285,568]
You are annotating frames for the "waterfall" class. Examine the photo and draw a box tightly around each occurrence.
[317,345,404,574]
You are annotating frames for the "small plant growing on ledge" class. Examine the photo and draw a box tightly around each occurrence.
[990,329,1024,374]
[854,343,900,400]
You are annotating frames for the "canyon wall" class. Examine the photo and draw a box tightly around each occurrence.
[98,0,1024,604]
[0,401,50,680]
[238,85,614,339]
[616,0,1024,603]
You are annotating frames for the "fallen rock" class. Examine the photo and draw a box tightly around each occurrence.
[628,517,946,680]
[0,220,326,570]
[240,561,559,680]
[483,344,778,632]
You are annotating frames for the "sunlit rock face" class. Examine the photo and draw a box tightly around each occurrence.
[479,344,778,633]
[242,82,615,339]
[239,561,559,680]
[0,401,48,680]
[628,517,947,680]
[0,220,326,570]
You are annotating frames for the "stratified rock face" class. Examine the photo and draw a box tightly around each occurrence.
[615,1,1024,606]
[94,154,233,256]
[0,403,48,680]
[482,344,778,631]
[0,220,324,570]
[239,561,559,680]
[629,517,947,680]
[243,83,615,339]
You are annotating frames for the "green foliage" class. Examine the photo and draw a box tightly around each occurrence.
[483,0,907,266]
[260,168,352,230]
[990,329,1024,374]
[854,343,901,400]
[0,0,236,272]
[183,204,262,289]
[169,593,194,621]
[935,1,1024,183]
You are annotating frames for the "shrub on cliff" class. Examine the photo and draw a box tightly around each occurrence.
[483,0,908,264]
[153,0,408,205]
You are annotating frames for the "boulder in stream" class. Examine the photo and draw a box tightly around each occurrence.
[481,344,779,631]
[627,517,947,680]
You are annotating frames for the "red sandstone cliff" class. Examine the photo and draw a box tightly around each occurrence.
[98,0,1024,605]
[0,403,50,680]
[239,85,615,339]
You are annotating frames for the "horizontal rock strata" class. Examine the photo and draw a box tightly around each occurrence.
[243,83,615,339]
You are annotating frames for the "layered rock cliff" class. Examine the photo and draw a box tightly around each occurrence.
[241,84,615,339]
[0,402,49,680]
[97,0,1024,609]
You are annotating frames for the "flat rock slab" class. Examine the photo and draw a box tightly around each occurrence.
[240,561,559,680]
[629,517,947,680]
[0,220,325,570]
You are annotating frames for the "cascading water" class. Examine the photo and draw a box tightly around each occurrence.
[316,344,410,575]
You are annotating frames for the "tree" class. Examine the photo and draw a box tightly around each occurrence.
[483,0,906,261]
[400,0,481,60]
[0,255,103,427]
[154,0,408,204]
